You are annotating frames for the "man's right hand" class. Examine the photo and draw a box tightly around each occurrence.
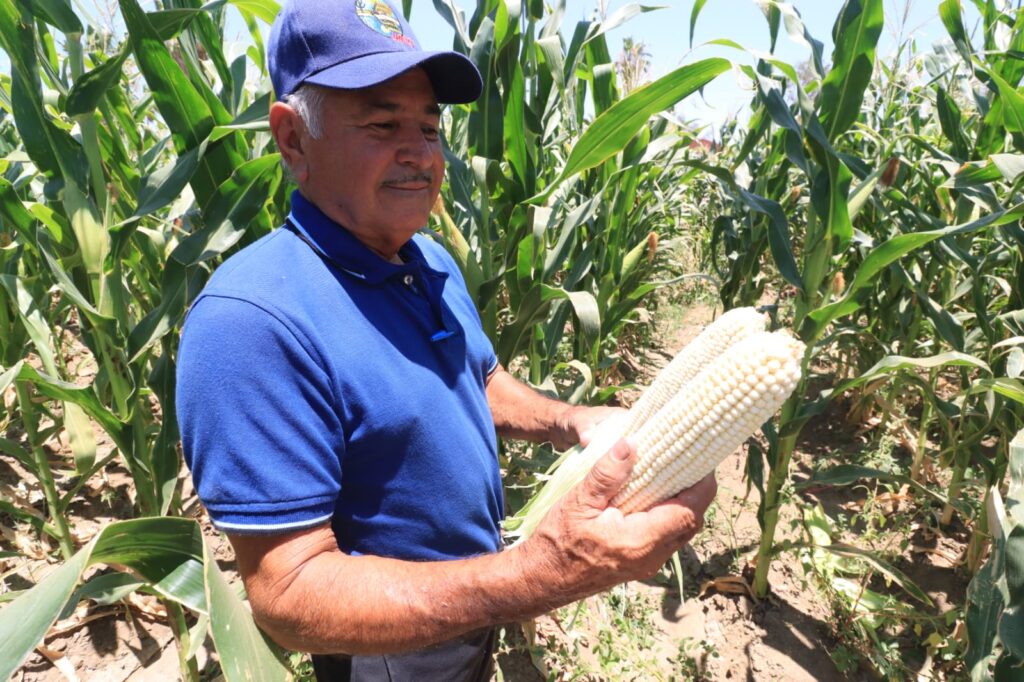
[512,437,717,610]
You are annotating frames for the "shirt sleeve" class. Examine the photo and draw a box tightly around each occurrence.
[176,293,344,534]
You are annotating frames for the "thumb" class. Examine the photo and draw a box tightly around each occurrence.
[574,438,636,511]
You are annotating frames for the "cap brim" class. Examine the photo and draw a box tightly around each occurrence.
[303,50,482,104]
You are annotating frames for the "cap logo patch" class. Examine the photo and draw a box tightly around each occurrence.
[355,0,415,47]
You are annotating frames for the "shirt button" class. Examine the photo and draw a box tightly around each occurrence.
[403,274,414,286]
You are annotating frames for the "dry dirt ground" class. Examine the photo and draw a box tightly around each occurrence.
[3,301,971,681]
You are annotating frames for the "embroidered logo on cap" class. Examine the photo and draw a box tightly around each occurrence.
[355,0,415,47]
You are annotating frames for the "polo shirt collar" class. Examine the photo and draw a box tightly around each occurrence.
[287,190,438,285]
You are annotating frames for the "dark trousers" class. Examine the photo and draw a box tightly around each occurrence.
[311,628,496,681]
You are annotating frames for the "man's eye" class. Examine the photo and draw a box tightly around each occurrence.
[423,127,439,139]
[370,122,395,131]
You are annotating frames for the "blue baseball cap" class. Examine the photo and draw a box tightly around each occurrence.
[268,0,483,104]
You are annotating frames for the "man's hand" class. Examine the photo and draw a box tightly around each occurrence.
[553,403,626,450]
[486,365,627,450]
[511,437,716,608]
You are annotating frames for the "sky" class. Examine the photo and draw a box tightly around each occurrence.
[1,0,984,131]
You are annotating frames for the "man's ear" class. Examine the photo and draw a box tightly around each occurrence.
[270,102,309,183]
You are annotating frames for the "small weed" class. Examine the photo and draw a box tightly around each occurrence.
[672,636,718,680]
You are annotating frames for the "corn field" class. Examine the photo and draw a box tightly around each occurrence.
[0,0,1022,679]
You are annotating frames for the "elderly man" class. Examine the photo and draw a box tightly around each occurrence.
[175,0,716,679]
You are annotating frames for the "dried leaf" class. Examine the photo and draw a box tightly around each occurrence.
[699,575,757,600]
[126,592,167,619]
[35,645,79,682]
[46,607,120,640]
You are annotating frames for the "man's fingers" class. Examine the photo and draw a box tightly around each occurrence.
[675,472,717,514]
[573,438,636,511]
[637,472,717,541]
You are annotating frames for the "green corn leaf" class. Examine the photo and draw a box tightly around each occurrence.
[65,47,130,117]
[847,157,892,220]
[0,540,93,680]
[942,160,1004,189]
[127,261,202,363]
[225,0,280,24]
[586,3,664,46]
[774,2,825,78]
[808,543,932,605]
[132,141,207,219]
[35,231,115,333]
[13,363,129,455]
[737,188,803,290]
[63,183,109,280]
[806,203,1024,338]
[58,573,145,621]
[539,57,730,200]
[146,7,203,40]
[0,275,58,374]
[967,378,1024,405]
[798,465,971,517]
[0,499,52,536]
[0,178,37,244]
[939,0,974,70]
[936,87,970,158]
[503,58,529,189]
[430,0,473,51]
[854,351,990,383]
[31,0,82,33]
[0,0,87,188]
[0,436,32,469]
[170,154,282,267]
[976,63,1024,134]
[209,92,271,141]
[64,402,97,474]
[119,0,243,207]
[588,49,617,118]
[967,491,1005,679]
[762,1,781,53]
[468,19,502,160]
[0,275,98,474]
[991,154,1024,182]
[204,535,292,681]
[0,518,206,681]
[818,0,883,142]
[689,0,708,48]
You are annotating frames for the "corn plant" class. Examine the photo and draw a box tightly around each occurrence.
[689,0,1024,598]
[0,0,287,676]
[430,0,729,394]
[0,0,729,676]
[965,427,1024,681]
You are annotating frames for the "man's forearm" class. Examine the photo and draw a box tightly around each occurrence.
[486,365,579,445]
[244,535,566,655]
[235,444,715,657]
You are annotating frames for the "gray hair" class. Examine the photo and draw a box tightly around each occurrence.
[283,83,328,140]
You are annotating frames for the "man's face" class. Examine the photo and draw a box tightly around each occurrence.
[300,68,444,258]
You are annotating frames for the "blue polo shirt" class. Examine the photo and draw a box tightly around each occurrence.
[176,191,503,561]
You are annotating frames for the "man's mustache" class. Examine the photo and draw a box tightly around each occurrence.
[383,174,433,185]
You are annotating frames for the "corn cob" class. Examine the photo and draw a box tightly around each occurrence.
[619,307,767,436]
[505,307,769,540]
[611,330,804,513]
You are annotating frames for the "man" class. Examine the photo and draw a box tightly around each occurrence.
[175,0,717,679]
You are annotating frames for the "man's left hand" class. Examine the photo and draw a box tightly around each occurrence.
[553,404,627,450]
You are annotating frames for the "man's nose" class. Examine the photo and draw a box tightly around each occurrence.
[396,130,435,168]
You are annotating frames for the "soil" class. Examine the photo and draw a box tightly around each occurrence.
[2,301,971,681]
